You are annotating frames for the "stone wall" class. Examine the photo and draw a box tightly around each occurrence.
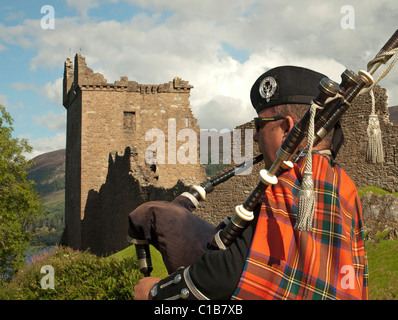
[195,121,261,225]
[338,85,398,192]
[360,193,398,241]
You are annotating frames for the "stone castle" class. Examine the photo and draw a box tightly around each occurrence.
[61,53,207,255]
[61,53,398,256]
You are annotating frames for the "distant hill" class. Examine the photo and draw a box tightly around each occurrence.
[27,149,65,195]
[389,106,398,125]
[26,149,66,245]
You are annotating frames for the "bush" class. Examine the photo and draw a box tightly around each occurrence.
[0,246,142,300]
[0,105,45,282]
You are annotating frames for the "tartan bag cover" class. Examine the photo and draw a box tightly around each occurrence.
[233,153,369,300]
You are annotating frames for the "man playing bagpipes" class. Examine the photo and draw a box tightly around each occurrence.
[131,65,369,300]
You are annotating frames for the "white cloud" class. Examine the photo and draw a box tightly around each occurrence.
[0,94,7,106]
[33,110,66,132]
[26,132,66,159]
[66,0,100,19]
[3,0,398,155]
[0,95,23,112]
[0,19,36,49]
[10,82,36,92]
[66,0,119,20]
[5,11,24,22]
[42,78,63,106]
[10,78,63,107]
[195,95,253,131]
[385,72,398,107]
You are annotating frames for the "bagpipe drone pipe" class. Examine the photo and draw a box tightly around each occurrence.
[128,29,398,277]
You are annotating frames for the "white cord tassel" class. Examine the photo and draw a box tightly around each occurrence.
[296,172,315,231]
[295,102,320,231]
[366,89,384,163]
[360,48,398,163]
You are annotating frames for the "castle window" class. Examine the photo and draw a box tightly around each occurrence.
[124,111,136,130]
[186,117,189,127]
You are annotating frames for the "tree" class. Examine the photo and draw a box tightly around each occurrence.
[0,105,44,282]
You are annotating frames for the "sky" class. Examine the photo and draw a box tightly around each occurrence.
[0,0,397,159]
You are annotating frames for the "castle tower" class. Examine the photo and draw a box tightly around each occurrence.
[61,53,206,253]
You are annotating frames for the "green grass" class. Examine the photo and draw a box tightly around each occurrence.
[108,245,168,279]
[367,240,398,300]
[358,186,398,197]
[40,190,65,205]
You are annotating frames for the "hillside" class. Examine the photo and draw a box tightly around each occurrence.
[27,149,66,195]
[27,149,66,245]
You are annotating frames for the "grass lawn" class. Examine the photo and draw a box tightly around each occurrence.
[366,240,398,300]
[358,186,398,197]
[109,245,168,279]
[113,241,398,300]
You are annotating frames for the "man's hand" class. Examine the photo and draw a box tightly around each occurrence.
[134,276,162,300]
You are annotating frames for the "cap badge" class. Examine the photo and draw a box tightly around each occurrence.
[259,76,277,102]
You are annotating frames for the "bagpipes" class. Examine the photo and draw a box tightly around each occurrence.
[131,29,398,277]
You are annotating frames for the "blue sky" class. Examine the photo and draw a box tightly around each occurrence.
[1,0,397,159]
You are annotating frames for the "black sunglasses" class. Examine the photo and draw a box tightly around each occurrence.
[254,117,285,131]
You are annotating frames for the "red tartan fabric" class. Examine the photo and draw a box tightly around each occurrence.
[232,153,369,300]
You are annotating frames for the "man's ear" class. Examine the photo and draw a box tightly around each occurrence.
[281,116,295,138]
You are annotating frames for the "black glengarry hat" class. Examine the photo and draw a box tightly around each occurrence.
[251,65,326,114]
